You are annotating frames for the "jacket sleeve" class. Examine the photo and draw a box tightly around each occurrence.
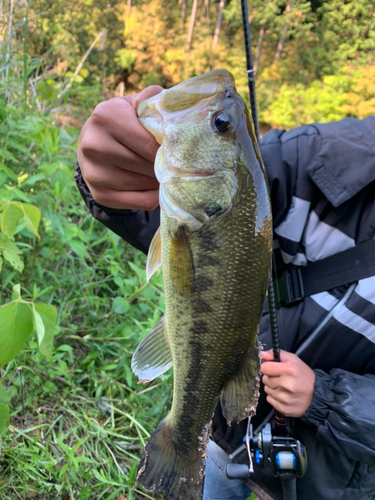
[302,369,375,466]
[74,164,159,255]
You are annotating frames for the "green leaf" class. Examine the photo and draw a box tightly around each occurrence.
[0,301,34,366]
[1,202,23,238]
[12,284,21,298]
[0,383,11,405]
[0,233,23,272]
[32,305,45,346]
[21,203,41,238]
[36,81,56,100]
[34,303,57,358]
[112,296,130,315]
[70,239,88,258]
[0,164,17,181]
[0,403,10,435]
[0,172,7,188]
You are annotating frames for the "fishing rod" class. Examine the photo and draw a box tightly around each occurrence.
[226,4,307,500]
[240,0,283,419]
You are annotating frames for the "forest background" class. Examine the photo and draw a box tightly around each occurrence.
[0,0,374,499]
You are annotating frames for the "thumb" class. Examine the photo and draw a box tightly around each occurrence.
[127,85,164,110]
[261,349,275,361]
[261,349,296,362]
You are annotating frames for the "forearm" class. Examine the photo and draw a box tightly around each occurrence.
[302,369,375,465]
[75,164,159,254]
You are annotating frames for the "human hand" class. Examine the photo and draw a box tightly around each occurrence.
[260,349,315,418]
[77,86,163,211]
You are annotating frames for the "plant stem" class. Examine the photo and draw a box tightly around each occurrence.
[1,258,5,305]
[24,242,39,288]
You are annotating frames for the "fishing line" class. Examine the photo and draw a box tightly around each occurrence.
[206,0,214,71]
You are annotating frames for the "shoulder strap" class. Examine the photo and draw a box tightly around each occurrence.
[276,239,375,306]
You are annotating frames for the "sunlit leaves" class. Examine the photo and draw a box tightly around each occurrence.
[0,300,34,366]
[1,202,23,238]
[1,201,41,239]
[112,296,131,315]
[0,291,57,366]
[33,303,58,358]
[0,233,24,271]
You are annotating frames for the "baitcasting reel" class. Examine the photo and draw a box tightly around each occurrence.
[226,421,308,481]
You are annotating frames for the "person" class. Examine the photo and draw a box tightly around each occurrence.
[75,85,375,500]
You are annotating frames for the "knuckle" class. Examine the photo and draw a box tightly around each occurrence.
[91,100,111,121]
[286,365,298,378]
[80,135,99,157]
[90,102,107,124]
[89,188,107,206]
[91,98,127,125]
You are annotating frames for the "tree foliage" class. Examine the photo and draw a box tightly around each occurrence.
[10,0,374,128]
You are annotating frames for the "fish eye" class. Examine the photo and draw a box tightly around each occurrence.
[213,112,233,133]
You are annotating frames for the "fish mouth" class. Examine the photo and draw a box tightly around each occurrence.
[168,166,213,178]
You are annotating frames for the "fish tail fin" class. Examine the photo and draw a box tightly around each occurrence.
[137,418,206,500]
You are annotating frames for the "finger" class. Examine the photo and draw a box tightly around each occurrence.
[126,85,164,108]
[262,375,281,390]
[260,361,285,377]
[90,98,160,162]
[89,187,160,211]
[84,162,159,193]
[261,349,295,363]
[265,395,287,415]
[264,386,291,404]
[261,360,297,377]
[80,128,158,178]
[260,349,274,361]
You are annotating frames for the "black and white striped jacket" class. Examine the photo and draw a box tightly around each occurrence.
[75,116,375,500]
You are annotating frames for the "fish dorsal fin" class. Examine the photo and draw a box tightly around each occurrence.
[146,227,162,282]
[220,342,261,425]
[131,316,172,383]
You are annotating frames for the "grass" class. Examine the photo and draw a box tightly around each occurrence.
[0,237,172,500]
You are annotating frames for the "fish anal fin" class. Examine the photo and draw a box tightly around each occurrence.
[220,342,261,425]
[146,227,162,282]
[131,316,172,382]
[169,226,194,296]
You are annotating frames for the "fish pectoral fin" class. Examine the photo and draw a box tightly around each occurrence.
[131,315,172,382]
[146,226,162,282]
[220,342,261,425]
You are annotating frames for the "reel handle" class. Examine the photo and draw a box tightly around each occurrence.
[226,463,251,480]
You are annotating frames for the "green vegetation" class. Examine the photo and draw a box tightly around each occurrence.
[13,0,375,129]
[0,0,373,499]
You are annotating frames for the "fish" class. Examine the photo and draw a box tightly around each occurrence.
[132,69,272,500]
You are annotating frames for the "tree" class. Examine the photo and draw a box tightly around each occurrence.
[186,0,199,52]
[212,0,226,50]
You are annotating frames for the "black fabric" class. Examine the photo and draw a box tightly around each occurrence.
[75,117,375,500]
[307,117,375,207]
[74,165,159,254]
[276,239,375,304]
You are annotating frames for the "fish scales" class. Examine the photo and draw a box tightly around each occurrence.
[133,69,272,500]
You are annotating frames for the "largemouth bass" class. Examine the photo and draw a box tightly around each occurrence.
[133,69,272,500]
